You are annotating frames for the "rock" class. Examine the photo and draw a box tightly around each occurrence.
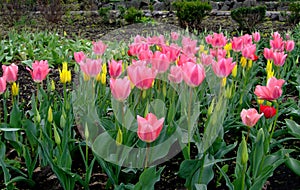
[211,2,218,10]
[243,0,256,7]
[153,0,167,11]
[220,5,229,11]
[232,2,242,9]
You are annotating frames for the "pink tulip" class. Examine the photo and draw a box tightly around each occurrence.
[110,77,131,102]
[254,77,285,101]
[0,76,7,94]
[285,40,295,52]
[242,44,257,60]
[177,54,196,66]
[209,33,227,48]
[168,65,183,84]
[27,60,50,83]
[108,59,122,79]
[252,32,261,42]
[182,37,199,56]
[80,58,102,78]
[273,52,287,66]
[210,48,226,59]
[263,48,274,60]
[212,58,236,78]
[240,108,263,127]
[138,50,153,63]
[74,51,86,64]
[181,62,206,87]
[231,37,243,52]
[2,63,18,83]
[270,37,284,52]
[161,44,181,62]
[272,31,281,39]
[92,40,107,55]
[147,35,165,45]
[151,51,171,73]
[133,35,146,43]
[137,113,164,143]
[200,53,213,66]
[127,61,157,90]
[171,32,179,41]
[242,34,253,46]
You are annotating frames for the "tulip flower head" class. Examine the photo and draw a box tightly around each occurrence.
[27,60,50,83]
[272,52,287,66]
[254,77,285,101]
[0,76,7,94]
[240,108,263,127]
[181,62,206,88]
[92,40,107,56]
[151,51,171,73]
[137,113,164,143]
[80,58,102,78]
[252,32,261,42]
[285,40,295,52]
[110,77,131,102]
[59,62,71,84]
[212,57,236,78]
[260,104,276,119]
[108,59,122,79]
[168,65,183,84]
[2,63,18,83]
[74,51,86,64]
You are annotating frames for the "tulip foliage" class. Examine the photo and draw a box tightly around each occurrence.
[0,28,300,190]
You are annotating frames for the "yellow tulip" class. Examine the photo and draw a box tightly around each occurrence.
[12,82,19,96]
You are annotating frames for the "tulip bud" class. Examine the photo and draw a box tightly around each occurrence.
[116,128,123,146]
[241,136,248,165]
[12,82,19,96]
[84,123,89,140]
[60,113,66,128]
[257,99,264,105]
[48,106,53,123]
[247,59,253,70]
[225,85,233,99]
[256,128,264,143]
[35,110,41,123]
[96,73,101,82]
[241,57,247,68]
[232,64,237,78]
[53,124,61,145]
[162,82,167,97]
[221,77,227,87]
[101,73,106,85]
[207,98,215,116]
[51,80,55,91]
[142,90,147,99]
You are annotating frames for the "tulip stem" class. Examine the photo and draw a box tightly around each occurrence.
[245,127,250,142]
[187,87,193,159]
[269,101,279,144]
[145,143,150,168]
[3,95,8,123]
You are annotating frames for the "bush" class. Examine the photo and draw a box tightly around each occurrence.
[98,7,111,24]
[231,5,266,33]
[173,1,212,33]
[288,2,300,25]
[124,7,143,24]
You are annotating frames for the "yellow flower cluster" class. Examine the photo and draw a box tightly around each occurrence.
[266,60,274,80]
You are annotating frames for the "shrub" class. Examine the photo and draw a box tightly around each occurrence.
[98,7,111,24]
[288,2,300,25]
[231,5,266,33]
[124,7,143,24]
[173,1,212,33]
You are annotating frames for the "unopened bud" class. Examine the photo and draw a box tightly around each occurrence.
[48,106,53,123]
[241,136,248,165]
[116,128,123,146]
[53,124,61,145]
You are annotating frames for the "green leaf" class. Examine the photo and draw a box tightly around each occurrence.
[286,157,300,176]
[195,184,207,190]
[134,166,164,190]
[285,119,300,139]
[179,159,201,187]
[0,128,22,132]
[9,103,22,128]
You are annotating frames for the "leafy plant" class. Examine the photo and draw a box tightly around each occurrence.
[231,5,266,33]
[173,1,212,33]
[288,2,300,25]
[124,7,143,24]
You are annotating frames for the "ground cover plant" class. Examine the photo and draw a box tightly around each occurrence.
[0,10,300,190]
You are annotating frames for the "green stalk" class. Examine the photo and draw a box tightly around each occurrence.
[145,143,150,168]
[187,87,193,159]
[3,95,8,123]
[269,101,279,142]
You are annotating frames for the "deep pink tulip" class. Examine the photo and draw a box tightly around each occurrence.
[210,48,226,59]
[110,77,131,102]
[200,53,213,66]
[273,52,287,66]
[212,58,236,78]
[270,37,284,52]
[168,65,183,84]
[254,77,285,101]
[80,58,102,78]
[74,51,86,64]
[0,76,7,94]
[272,31,281,39]
[27,60,50,83]
[285,40,295,52]
[181,62,206,87]
[127,61,157,90]
[263,48,274,60]
[2,63,18,83]
[231,37,243,52]
[151,51,171,73]
[147,35,165,45]
[171,32,179,41]
[137,113,164,143]
[92,40,107,55]
[108,59,122,79]
[252,32,261,42]
[133,35,146,43]
[240,108,263,127]
[242,44,257,60]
